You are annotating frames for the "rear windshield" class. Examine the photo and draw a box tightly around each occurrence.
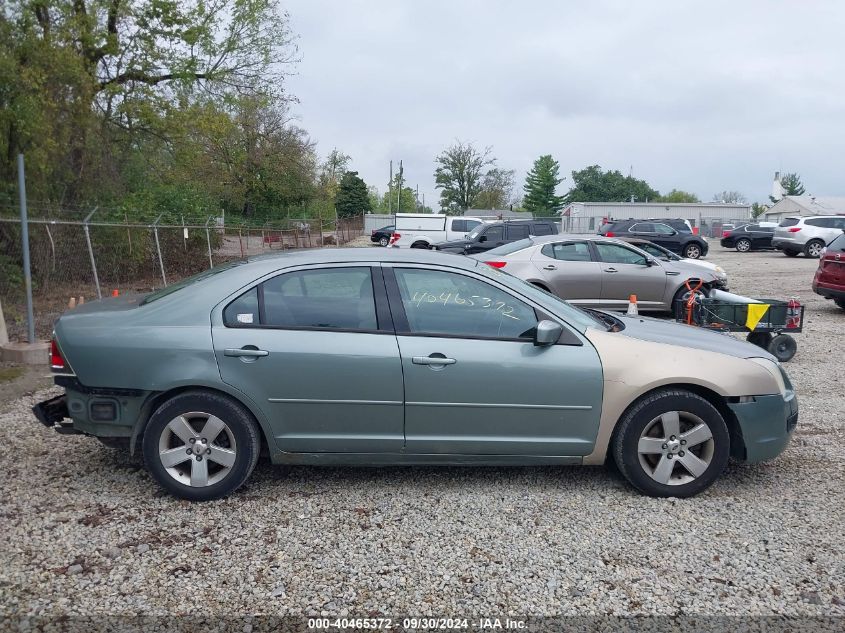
[484,238,534,256]
[779,218,800,227]
[828,233,845,251]
[141,260,246,304]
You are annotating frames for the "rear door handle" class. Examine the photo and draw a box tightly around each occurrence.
[604,267,618,273]
[543,265,557,270]
[412,355,456,366]
[224,348,269,357]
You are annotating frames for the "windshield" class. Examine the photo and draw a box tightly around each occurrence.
[640,242,679,260]
[141,260,245,304]
[467,224,485,239]
[473,261,610,331]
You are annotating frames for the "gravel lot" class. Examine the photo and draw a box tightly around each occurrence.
[1,246,844,620]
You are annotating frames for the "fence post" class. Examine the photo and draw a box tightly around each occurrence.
[16,154,36,342]
[82,207,102,301]
[152,214,167,286]
[205,217,214,268]
[239,224,244,258]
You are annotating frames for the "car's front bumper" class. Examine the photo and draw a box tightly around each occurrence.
[728,391,798,463]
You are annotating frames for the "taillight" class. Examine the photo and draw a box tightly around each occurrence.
[389,232,401,245]
[788,227,802,233]
[605,231,615,237]
[722,230,731,237]
[50,338,66,371]
[485,261,507,268]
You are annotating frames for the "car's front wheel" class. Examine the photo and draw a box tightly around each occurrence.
[612,389,730,497]
[682,243,703,259]
[735,238,752,252]
[804,239,825,258]
[142,391,261,501]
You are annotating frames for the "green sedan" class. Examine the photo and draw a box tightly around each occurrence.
[34,248,798,500]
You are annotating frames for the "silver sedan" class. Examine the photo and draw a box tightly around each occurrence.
[471,235,726,313]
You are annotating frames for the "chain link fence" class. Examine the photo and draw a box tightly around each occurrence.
[0,207,365,341]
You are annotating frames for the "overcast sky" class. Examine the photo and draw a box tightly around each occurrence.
[285,1,845,209]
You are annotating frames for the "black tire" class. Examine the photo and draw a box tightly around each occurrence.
[783,250,799,257]
[410,241,429,249]
[378,236,389,247]
[835,298,845,310]
[735,238,752,253]
[682,243,703,259]
[746,331,773,348]
[768,334,797,362]
[142,391,261,501]
[672,283,708,320]
[804,239,825,258]
[612,389,730,498]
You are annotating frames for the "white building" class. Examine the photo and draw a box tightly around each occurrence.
[560,202,752,237]
[763,196,845,222]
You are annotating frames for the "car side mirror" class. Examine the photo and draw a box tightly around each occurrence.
[534,320,562,346]
[645,258,656,267]
[478,235,487,243]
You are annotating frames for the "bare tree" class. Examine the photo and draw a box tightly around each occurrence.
[434,141,496,213]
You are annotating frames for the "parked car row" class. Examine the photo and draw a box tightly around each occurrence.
[598,219,708,259]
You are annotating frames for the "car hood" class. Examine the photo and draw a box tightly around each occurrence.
[658,259,721,280]
[434,239,469,250]
[610,313,777,361]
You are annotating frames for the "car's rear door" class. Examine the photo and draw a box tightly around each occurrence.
[530,240,602,301]
[212,264,404,453]
[383,264,603,456]
[594,241,667,309]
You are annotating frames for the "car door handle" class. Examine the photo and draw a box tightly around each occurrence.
[543,265,557,270]
[224,347,269,357]
[604,267,618,273]
[412,355,457,366]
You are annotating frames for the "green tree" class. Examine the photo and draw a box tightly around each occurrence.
[751,202,768,219]
[474,168,515,210]
[381,173,418,213]
[563,165,659,204]
[771,172,806,203]
[434,141,495,213]
[712,191,747,204]
[522,155,565,216]
[335,171,372,218]
[657,189,700,203]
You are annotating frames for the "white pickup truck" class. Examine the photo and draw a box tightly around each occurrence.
[388,213,485,249]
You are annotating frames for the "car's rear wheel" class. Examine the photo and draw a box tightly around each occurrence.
[612,389,730,498]
[142,391,261,501]
[683,243,702,259]
[783,250,799,257]
[410,241,429,249]
[735,238,752,252]
[378,236,389,247]
[804,240,825,258]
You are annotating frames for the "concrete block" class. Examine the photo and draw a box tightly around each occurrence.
[0,341,50,365]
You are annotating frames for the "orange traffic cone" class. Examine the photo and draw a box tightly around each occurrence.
[626,294,638,316]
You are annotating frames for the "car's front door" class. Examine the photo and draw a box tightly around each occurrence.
[384,265,603,456]
[594,241,667,309]
[212,265,404,453]
[466,225,505,255]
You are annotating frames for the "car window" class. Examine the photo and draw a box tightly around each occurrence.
[533,223,554,236]
[392,268,537,340]
[485,238,533,256]
[541,241,592,262]
[594,242,648,265]
[745,225,758,231]
[223,287,260,326]
[483,225,504,243]
[806,218,828,228]
[258,267,378,330]
[507,224,530,240]
[451,219,467,232]
[465,220,481,232]
[636,243,666,258]
[653,223,675,234]
[629,223,655,232]
[779,218,800,227]
[828,233,845,250]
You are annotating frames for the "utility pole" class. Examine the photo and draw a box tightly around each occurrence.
[17,154,35,343]
[397,160,403,213]
[388,161,393,214]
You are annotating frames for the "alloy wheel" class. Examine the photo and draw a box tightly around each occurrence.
[806,241,824,258]
[157,412,238,487]
[736,239,751,252]
[685,245,701,258]
[637,411,715,485]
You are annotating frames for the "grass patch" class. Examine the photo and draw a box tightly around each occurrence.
[0,366,25,383]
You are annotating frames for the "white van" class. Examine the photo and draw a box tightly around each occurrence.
[388,214,485,249]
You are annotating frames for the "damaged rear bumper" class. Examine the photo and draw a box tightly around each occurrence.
[32,394,82,434]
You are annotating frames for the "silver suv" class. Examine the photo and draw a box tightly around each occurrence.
[772,215,845,258]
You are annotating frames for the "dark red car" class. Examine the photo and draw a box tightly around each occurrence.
[813,232,845,310]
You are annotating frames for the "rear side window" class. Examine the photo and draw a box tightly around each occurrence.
[629,223,655,232]
[532,223,554,236]
[541,242,592,262]
[654,224,675,234]
[507,224,530,240]
[451,219,467,232]
[806,218,829,227]
[828,233,845,250]
[482,225,504,242]
[225,267,378,331]
[779,218,800,227]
